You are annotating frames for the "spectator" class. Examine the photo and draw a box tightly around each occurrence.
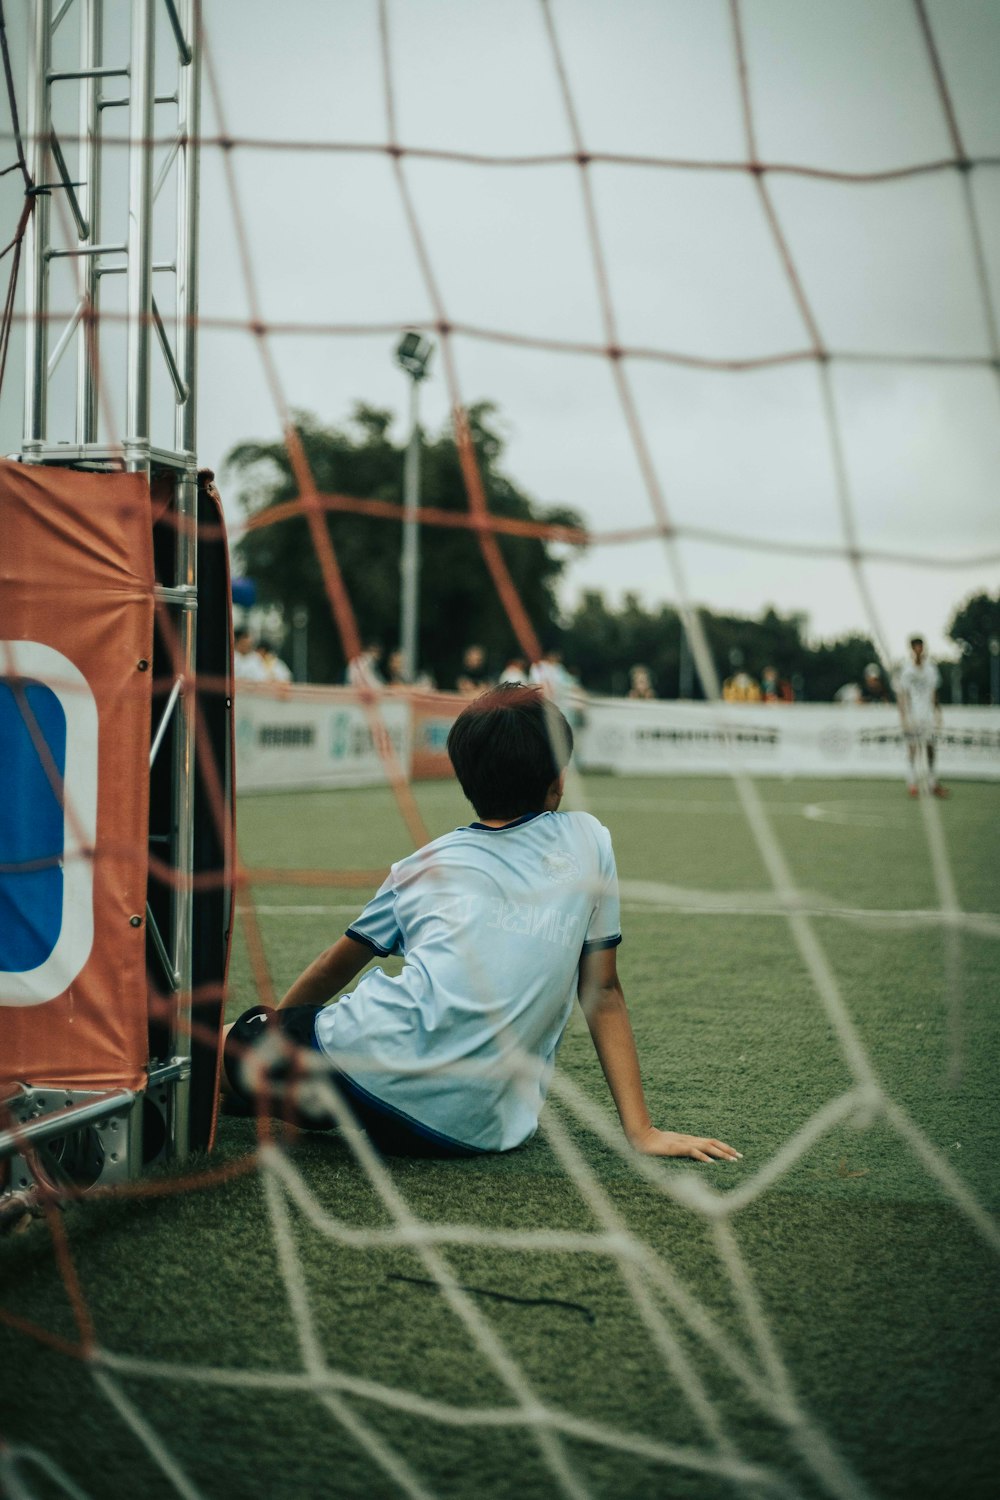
[385,649,408,687]
[346,642,384,692]
[531,646,586,730]
[456,644,491,696]
[722,671,761,703]
[234,626,268,683]
[499,654,529,685]
[627,665,656,700]
[529,645,569,697]
[859,663,891,705]
[259,639,292,684]
[761,665,794,703]
[385,649,435,691]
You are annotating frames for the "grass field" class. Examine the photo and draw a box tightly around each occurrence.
[2,775,999,1500]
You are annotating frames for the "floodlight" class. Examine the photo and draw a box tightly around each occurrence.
[396,331,434,381]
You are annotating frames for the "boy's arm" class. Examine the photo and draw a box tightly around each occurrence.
[277,934,373,1011]
[577,946,741,1163]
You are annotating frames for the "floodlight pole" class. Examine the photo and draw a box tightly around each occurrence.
[678,620,694,699]
[400,376,422,683]
[396,333,433,683]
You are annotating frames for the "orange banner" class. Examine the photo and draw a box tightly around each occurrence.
[0,459,153,1092]
[410,690,464,781]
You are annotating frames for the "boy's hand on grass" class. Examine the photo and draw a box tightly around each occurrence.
[628,1126,742,1163]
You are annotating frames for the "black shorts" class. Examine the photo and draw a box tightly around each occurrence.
[224,1004,483,1159]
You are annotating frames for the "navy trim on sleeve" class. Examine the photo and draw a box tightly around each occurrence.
[581,934,623,954]
[345,926,392,957]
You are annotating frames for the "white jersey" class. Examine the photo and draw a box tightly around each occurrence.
[234,650,268,682]
[345,656,382,691]
[314,810,622,1151]
[897,659,939,726]
[262,655,292,683]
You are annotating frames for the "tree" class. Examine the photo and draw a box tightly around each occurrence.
[561,591,681,696]
[227,403,582,685]
[562,595,823,699]
[802,633,880,703]
[948,590,1000,704]
[700,606,809,695]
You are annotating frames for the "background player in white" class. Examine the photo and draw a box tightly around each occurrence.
[897,635,948,798]
[222,685,740,1163]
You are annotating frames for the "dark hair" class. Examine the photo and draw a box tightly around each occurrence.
[910,635,924,647]
[446,684,573,819]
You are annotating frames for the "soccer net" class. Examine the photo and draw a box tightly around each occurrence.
[1,2,998,1497]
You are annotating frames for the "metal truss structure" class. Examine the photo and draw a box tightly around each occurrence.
[6,0,205,1191]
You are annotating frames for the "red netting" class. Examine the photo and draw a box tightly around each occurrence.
[1,4,998,1496]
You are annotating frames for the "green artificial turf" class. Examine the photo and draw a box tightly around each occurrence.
[2,777,999,1500]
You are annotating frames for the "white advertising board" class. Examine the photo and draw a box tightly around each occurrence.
[235,685,410,792]
[576,699,1000,780]
[234,686,1000,791]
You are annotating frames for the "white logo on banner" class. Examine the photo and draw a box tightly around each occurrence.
[0,641,97,1005]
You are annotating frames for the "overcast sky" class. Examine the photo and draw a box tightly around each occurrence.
[3,0,999,661]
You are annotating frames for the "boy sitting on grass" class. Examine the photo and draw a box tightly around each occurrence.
[223,685,740,1164]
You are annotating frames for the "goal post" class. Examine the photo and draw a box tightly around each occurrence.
[0,0,230,1201]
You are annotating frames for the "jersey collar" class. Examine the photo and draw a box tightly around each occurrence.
[467,811,546,832]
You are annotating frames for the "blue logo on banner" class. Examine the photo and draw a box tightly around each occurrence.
[0,679,66,971]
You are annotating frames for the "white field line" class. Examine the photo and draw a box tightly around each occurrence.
[246,897,1000,937]
[573,796,906,825]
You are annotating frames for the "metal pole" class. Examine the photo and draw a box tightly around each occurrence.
[678,618,693,699]
[292,605,309,683]
[0,1090,135,1159]
[400,375,421,682]
[165,0,202,1163]
[124,0,154,470]
[168,490,196,1163]
[175,0,200,458]
[23,0,52,450]
[76,0,102,442]
[990,637,1000,706]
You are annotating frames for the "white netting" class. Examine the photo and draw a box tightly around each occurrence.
[2,2,998,1497]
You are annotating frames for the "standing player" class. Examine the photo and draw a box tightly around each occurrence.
[896,636,948,798]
